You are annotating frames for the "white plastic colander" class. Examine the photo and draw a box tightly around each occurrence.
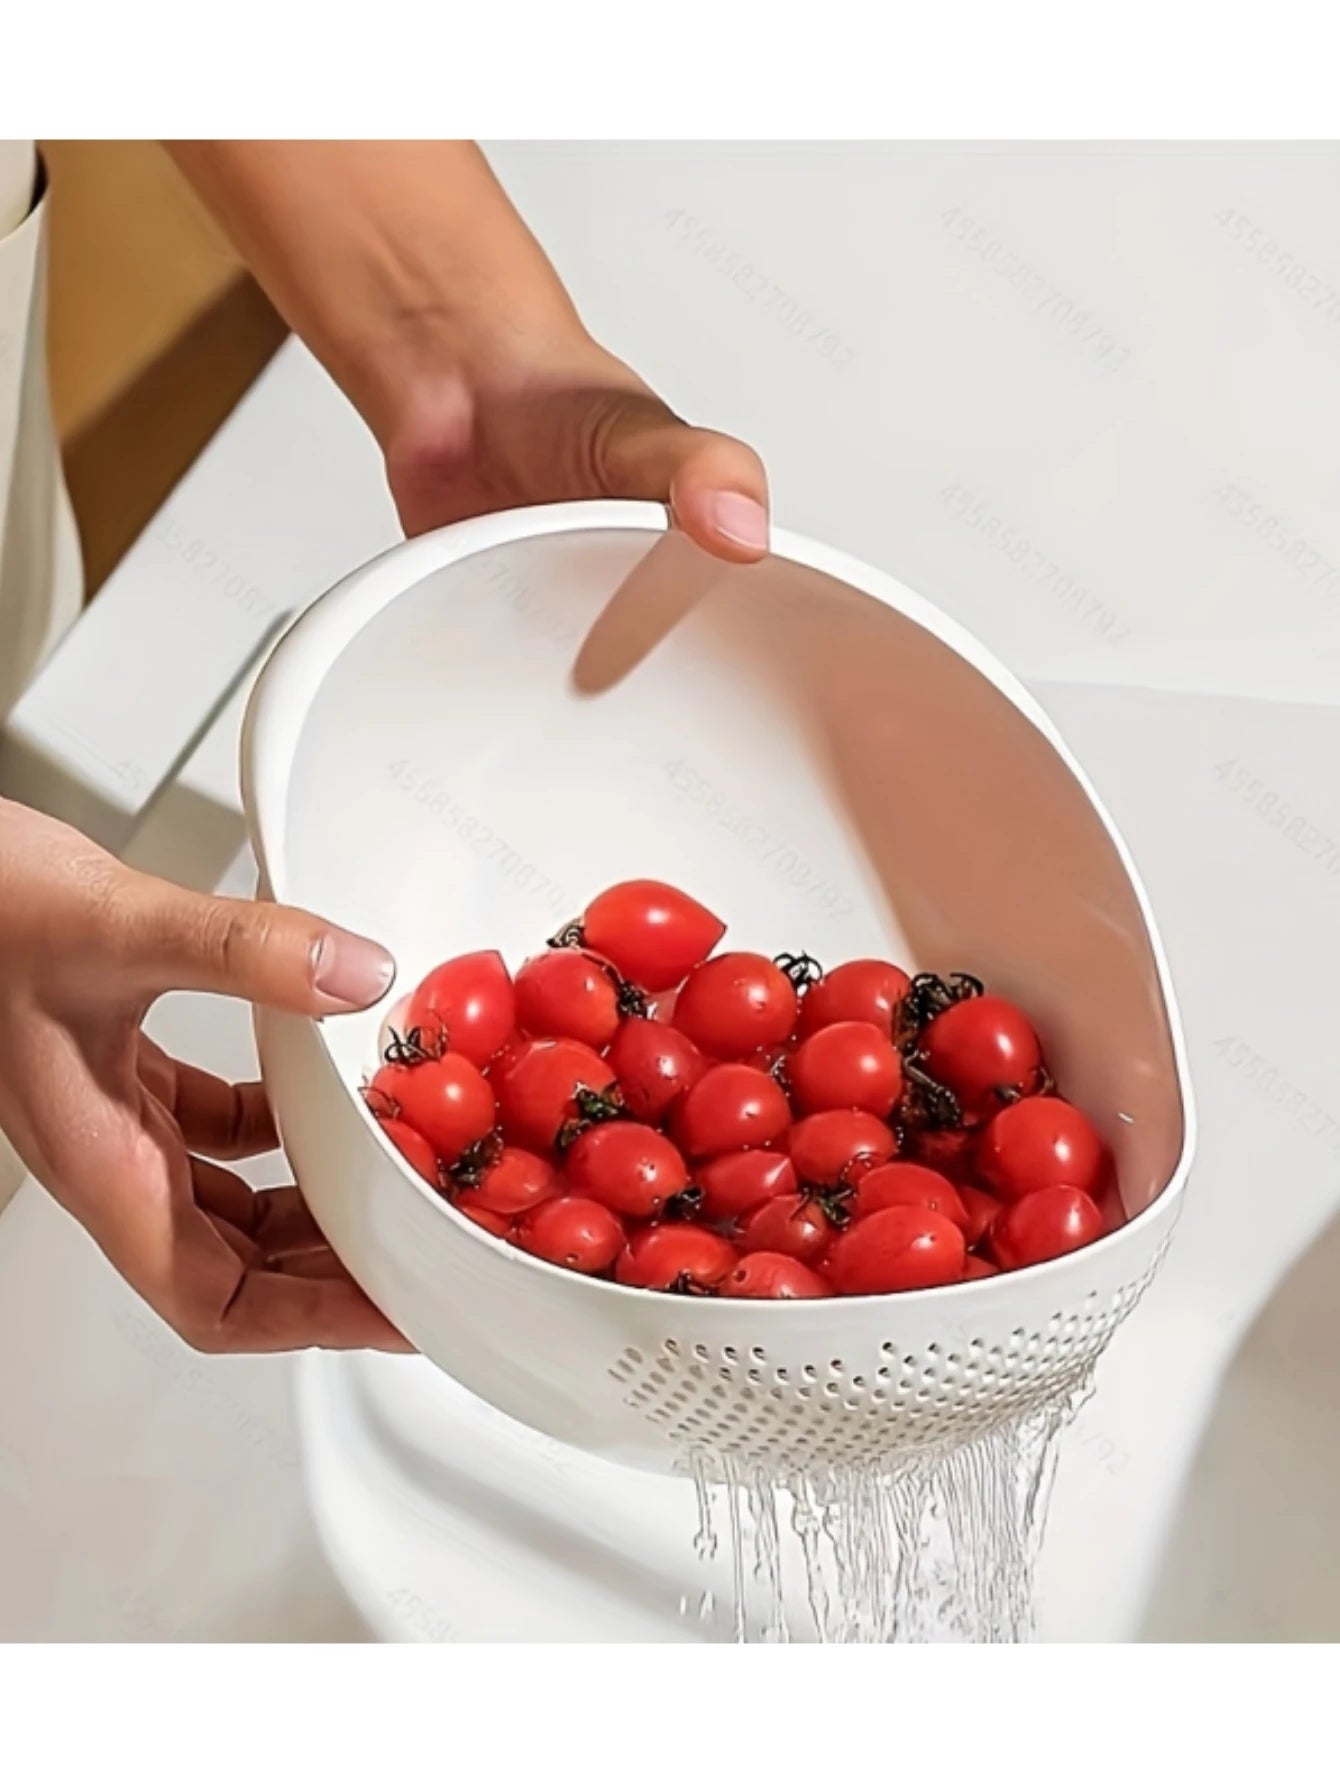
[242,501,1193,1476]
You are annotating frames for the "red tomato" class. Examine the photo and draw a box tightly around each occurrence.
[674,953,799,1059]
[458,1146,556,1217]
[696,1149,797,1224]
[977,1097,1105,1200]
[457,1204,512,1238]
[959,1185,1001,1250]
[580,880,725,993]
[849,1161,968,1231]
[371,1053,496,1166]
[494,1038,618,1152]
[518,1196,625,1274]
[404,951,517,1068]
[796,958,911,1039]
[672,1063,790,1160]
[826,1206,965,1294]
[723,1253,830,1299]
[738,1194,835,1263]
[788,1020,903,1117]
[615,1225,738,1292]
[962,1255,999,1279]
[788,1110,895,1187]
[920,994,1044,1120]
[514,948,627,1049]
[607,1018,706,1123]
[990,1186,1103,1270]
[564,1122,689,1219]
[378,1117,440,1186]
[905,1125,976,1183]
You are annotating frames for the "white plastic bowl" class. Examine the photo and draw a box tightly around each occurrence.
[243,501,1194,1475]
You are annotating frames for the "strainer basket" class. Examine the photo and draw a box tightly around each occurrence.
[243,501,1193,1476]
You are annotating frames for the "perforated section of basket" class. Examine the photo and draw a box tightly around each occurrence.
[608,1269,1162,1470]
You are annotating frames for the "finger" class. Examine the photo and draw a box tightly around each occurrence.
[139,1040,279,1159]
[265,1246,351,1280]
[191,1160,328,1257]
[117,875,396,1015]
[217,1268,414,1353]
[596,400,770,565]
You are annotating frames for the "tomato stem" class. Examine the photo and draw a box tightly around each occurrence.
[663,1185,705,1221]
[447,1128,505,1190]
[775,950,824,990]
[546,920,586,950]
[382,1024,448,1067]
[555,1083,628,1152]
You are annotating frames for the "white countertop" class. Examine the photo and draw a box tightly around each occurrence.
[4,143,1340,1640]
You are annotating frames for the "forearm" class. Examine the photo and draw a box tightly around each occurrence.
[167,141,586,442]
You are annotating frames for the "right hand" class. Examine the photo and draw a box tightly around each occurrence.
[0,797,410,1354]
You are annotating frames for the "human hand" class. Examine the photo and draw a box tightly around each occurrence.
[0,799,408,1353]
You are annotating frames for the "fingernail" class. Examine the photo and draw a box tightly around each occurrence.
[706,491,769,552]
[313,931,396,1010]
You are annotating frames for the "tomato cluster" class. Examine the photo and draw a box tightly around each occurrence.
[364,880,1115,1298]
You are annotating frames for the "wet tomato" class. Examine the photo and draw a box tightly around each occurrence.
[905,1125,976,1183]
[458,1146,556,1217]
[826,1206,965,1294]
[517,1196,625,1273]
[788,1110,895,1188]
[959,1185,1001,1250]
[796,958,910,1039]
[738,1193,836,1263]
[696,1149,797,1224]
[990,1186,1103,1270]
[371,1053,496,1166]
[920,994,1043,1120]
[515,949,629,1050]
[580,879,724,993]
[564,1121,689,1220]
[674,953,799,1059]
[962,1255,999,1279]
[378,1117,440,1186]
[607,1018,706,1124]
[404,950,517,1068]
[789,1019,902,1117]
[977,1096,1105,1200]
[615,1225,737,1292]
[849,1161,968,1231]
[494,1038,617,1153]
[672,1062,790,1160]
[723,1253,830,1299]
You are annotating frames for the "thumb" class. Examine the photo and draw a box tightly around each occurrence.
[594,396,771,566]
[120,875,396,1015]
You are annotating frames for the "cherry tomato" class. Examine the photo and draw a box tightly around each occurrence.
[796,958,911,1039]
[607,1018,706,1123]
[518,1196,625,1274]
[457,1204,512,1238]
[371,1053,496,1166]
[564,1122,689,1219]
[977,1096,1105,1200]
[580,879,725,993]
[788,1110,895,1187]
[990,1186,1102,1270]
[615,1225,737,1292]
[738,1194,835,1263]
[494,1038,617,1153]
[515,948,626,1050]
[458,1146,556,1217]
[905,1125,976,1183]
[959,1185,1001,1250]
[962,1255,999,1279]
[405,951,517,1068]
[674,953,799,1059]
[696,1149,797,1224]
[378,1117,440,1186]
[920,994,1043,1120]
[672,1063,791,1160]
[849,1161,968,1231]
[723,1253,830,1299]
[826,1206,965,1294]
[788,1020,903,1117]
